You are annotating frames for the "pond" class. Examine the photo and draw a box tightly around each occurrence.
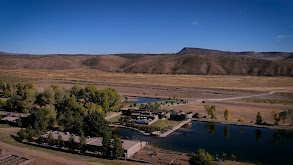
[120,121,293,165]
[124,97,166,104]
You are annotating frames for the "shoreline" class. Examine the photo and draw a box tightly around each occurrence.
[192,118,293,130]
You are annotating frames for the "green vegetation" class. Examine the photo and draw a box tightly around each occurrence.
[241,98,293,105]
[0,79,126,159]
[272,111,281,125]
[140,102,161,111]
[256,112,262,124]
[224,109,230,120]
[107,115,121,123]
[189,148,213,165]
[204,105,216,119]
[150,120,181,129]
[0,128,128,165]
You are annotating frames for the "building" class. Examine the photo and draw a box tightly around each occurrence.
[42,131,147,158]
[0,111,29,125]
[170,112,193,121]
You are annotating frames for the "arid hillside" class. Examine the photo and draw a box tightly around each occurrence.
[177,47,293,60]
[0,53,293,76]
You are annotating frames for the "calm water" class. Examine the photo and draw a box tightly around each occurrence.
[126,97,166,104]
[120,121,293,165]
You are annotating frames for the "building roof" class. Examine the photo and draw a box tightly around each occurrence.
[0,111,29,117]
[1,116,19,122]
[42,131,143,150]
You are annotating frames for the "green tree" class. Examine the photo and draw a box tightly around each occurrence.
[68,134,76,150]
[204,105,211,118]
[29,105,57,135]
[79,132,86,152]
[26,126,34,142]
[48,132,55,146]
[189,148,213,165]
[154,102,161,111]
[224,109,230,120]
[288,108,293,126]
[272,111,281,125]
[256,112,262,124]
[112,136,124,159]
[279,111,288,125]
[54,86,68,104]
[102,131,112,157]
[84,111,108,137]
[18,128,27,141]
[57,134,64,147]
[224,126,230,138]
[210,105,216,119]
[71,85,84,100]
[36,87,55,106]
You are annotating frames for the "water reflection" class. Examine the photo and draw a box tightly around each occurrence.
[204,123,216,135]
[224,126,230,138]
[240,127,244,134]
[119,122,293,165]
[255,129,262,142]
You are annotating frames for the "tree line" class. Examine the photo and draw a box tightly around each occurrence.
[0,80,124,158]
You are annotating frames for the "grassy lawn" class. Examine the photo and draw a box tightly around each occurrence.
[107,115,121,123]
[0,127,131,165]
[0,124,13,128]
[150,120,181,129]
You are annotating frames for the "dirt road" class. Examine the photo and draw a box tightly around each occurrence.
[192,89,293,103]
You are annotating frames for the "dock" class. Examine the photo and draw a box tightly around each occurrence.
[152,119,191,137]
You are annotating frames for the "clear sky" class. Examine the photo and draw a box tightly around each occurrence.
[0,0,292,54]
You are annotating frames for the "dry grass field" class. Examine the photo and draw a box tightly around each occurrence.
[0,68,293,124]
[1,69,293,91]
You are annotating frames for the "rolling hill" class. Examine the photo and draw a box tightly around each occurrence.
[177,47,293,60]
[0,51,293,76]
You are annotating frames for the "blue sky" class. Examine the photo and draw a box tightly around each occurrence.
[0,0,292,54]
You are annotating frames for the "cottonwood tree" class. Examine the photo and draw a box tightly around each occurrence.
[84,110,108,137]
[224,109,230,120]
[279,111,288,125]
[288,108,293,126]
[79,132,86,152]
[102,131,112,157]
[112,136,124,159]
[272,111,281,125]
[48,132,55,146]
[57,134,64,147]
[189,148,213,165]
[256,112,262,124]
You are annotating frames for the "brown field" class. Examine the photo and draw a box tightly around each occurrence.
[0,68,293,124]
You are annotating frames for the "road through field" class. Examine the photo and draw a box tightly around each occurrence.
[0,141,97,165]
[187,89,293,103]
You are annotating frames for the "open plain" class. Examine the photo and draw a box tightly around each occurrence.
[1,68,292,124]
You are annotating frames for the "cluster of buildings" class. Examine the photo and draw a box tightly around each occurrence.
[42,131,147,158]
[121,108,193,124]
